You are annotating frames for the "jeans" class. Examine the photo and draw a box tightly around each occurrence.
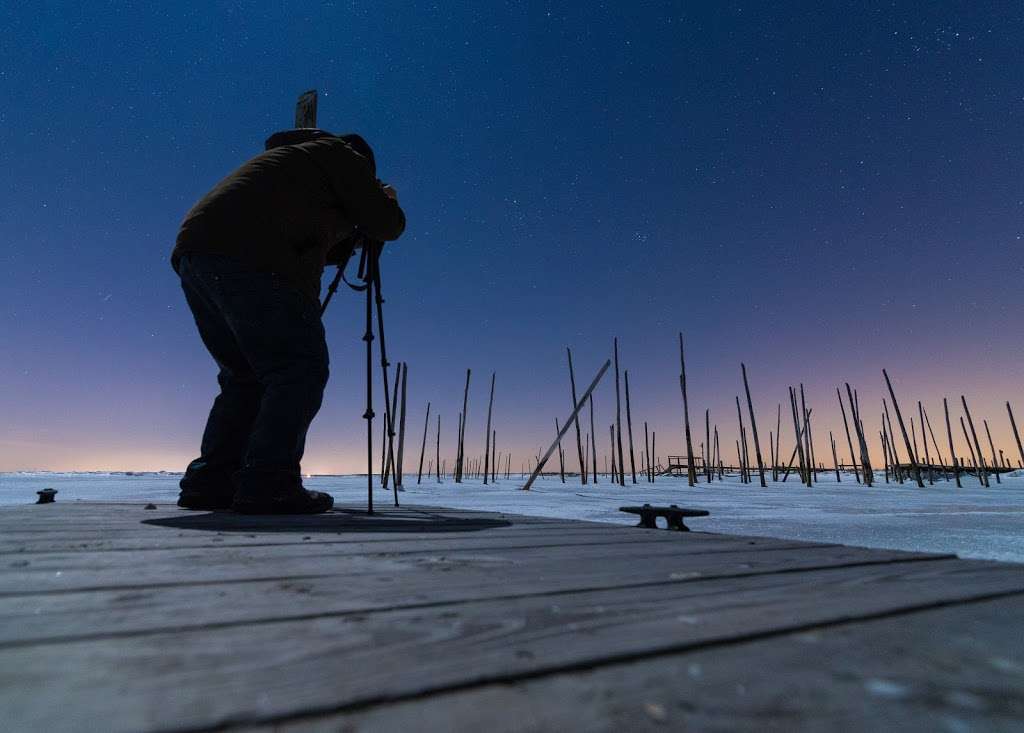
[177,253,329,497]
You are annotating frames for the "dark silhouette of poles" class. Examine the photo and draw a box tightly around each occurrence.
[522,359,611,491]
[837,388,860,483]
[624,370,637,484]
[705,409,712,483]
[943,398,961,487]
[735,395,748,483]
[918,402,933,484]
[416,402,431,484]
[456,369,470,482]
[483,372,495,485]
[960,416,980,481]
[589,394,598,484]
[644,421,652,483]
[613,338,625,486]
[922,405,947,479]
[651,430,657,481]
[395,363,408,498]
[774,404,782,481]
[678,333,697,486]
[609,425,617,479]
[844,384,872,486]
[567,348,587,484]
[435,414,441,482]
[882,369,924,488]
[883,400,903,484]
[983,419,1001,484]
[1008,402,1024,468]
[555,418,566,482]
[741,363,766,487]
[830,431,841,481]
[789,387,808,484]
[961,395,989,487]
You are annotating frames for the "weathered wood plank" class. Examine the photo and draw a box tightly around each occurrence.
[256,594,1024,733]
[2,559,1022,732]
[0,544,929,645]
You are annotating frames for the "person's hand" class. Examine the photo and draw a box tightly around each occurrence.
[381,184,398,202]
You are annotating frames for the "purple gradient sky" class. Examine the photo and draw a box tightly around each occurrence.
[1,2,1021,473]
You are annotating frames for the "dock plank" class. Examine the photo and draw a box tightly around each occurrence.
[1,502,1021,733]
[2,558,1023,732]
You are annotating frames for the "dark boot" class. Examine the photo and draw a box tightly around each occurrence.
[230,468,334,515]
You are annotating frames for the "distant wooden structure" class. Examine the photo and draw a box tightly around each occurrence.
[1,501,1022,731]
[660,454,706,476]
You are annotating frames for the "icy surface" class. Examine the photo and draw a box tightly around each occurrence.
[1,470,1021,563]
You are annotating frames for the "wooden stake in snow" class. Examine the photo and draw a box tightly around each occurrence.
[678,333,697,487]
[918,401,934,484]
[943,398,961,487]
[882,369,925,488]
[589,394,598,484]
[961,395,989,487]
[417,402,431,484]
[613,338,625,486]
[567,348,587,484]
[456,369,471,482]
[435,413,441,482]
[705,409,712,483]
[983,419,1001,485]
[837,387,860,483]
[960,416,980,481]
[483,372,495,485]
[1008,401,1024,468]
[555,418,566,483]
[624,370,637,484]
[774,404,782,482]
[741,363,767,487]
[522,359,612,491]
[644,420,652,483]
[830,431,841,481]
[922,405,947,479]
[844,383,872,486]
[395,362,408,496]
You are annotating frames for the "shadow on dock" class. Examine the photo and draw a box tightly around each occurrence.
[142,508,513,534]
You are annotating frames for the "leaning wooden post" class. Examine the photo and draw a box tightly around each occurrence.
[589,395,599,484]
[741,363,767,487]
[395,363,408,498]
[735,396,748,483]
[609,425,617,479]
[492,430,497,482]
[456,369,471,482]
[555,418,566,483]
[960,416,980,482]
[800,384,815,485]
[678,333,697,487]
[837,387,860,483]
[704,409,712,483]
[918,402,933,484]
[651,431,657,481]
[830,431,841,481]
[844,383,872,486]
[624,370,637,484]
[613,338,626,486]
[883,400,903,484]
[644,421,652,483]
[416,402,431,484]
[961,395,989,487]
[922,406,947,479]
[483,372,495,485]
[522,360,612,491]
[789,387,808,484]
[774,404,782,481]
[882,369,925,488]
[943,398,961,487]
[983,419,1001,485]
[1008,402,1024,468]
[435,413,441,482]
[567,348,587,484]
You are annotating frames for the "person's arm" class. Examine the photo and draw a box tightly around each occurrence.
[302,138,406,242]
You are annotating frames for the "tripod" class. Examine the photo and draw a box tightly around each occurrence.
[321,238,399,514]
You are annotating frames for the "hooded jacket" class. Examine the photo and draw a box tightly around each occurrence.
[171,132,405,303]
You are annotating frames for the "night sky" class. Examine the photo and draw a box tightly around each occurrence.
[2,2,1022,473]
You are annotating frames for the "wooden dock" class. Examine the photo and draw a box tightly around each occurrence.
[1,501,1023,732]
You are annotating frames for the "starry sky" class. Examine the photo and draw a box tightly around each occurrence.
[1,2,1022,474]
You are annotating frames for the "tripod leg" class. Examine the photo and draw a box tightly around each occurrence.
[363,263,375,515]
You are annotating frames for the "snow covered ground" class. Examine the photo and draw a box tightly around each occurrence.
[2,470,1022,563]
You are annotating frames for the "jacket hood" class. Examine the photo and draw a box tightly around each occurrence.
[264,129,376,174]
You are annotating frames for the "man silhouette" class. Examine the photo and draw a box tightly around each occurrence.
[171,130,405,513]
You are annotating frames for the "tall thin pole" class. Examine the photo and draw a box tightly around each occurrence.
[555,418,566,483]
[567,348,587,484]
[705,409,712,483]
[882,369,925,488]
[483,372,495,485]
[644,421,652,483]
[944,398,961,487]
[1008,402,1024,468]
[741,363,767,487]
[435,413,441,482]
[774,403,782,481]
[589,393,598,484]
[624,370,637,484]
[918,401,933,484]
[984,419,1001,485]
[961,395,989,487]
[678,333,697,486]
[417,402,431,484]
[456,369,470,482]
[837,388,860,483]
[613,338,625,486]
[394,362,407,503]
